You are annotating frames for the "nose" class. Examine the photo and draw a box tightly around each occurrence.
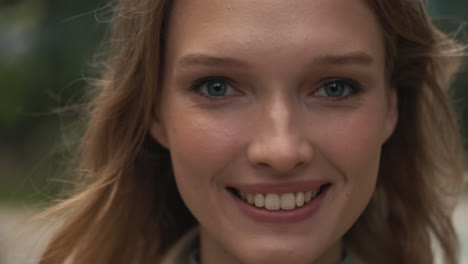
[247,98,314,175]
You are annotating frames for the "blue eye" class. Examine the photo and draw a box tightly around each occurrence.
[205,80,228,96]
[314,80,361,100]
[191,78,236,101]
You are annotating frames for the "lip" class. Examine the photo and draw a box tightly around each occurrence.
[227,182,330,223]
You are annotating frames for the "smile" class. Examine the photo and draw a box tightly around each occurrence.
[227,180,331,223]
[228,183,331,211]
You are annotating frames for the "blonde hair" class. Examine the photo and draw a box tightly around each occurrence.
[38,0,466,263]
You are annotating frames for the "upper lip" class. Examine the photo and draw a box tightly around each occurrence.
[228,180,330,194]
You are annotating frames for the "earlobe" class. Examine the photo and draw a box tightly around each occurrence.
[149,117,170,149]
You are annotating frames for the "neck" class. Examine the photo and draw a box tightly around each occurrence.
[199,227,344,264]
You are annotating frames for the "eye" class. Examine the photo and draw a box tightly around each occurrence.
[191,77,237,101]
[314,79,361,100]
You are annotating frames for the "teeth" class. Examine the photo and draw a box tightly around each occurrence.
[304,191,313,203]
[265,194,280,210]
[296,192,304,207]
[246,193,254,205]
[254,193,265,207]
[238,187,325,211]
[280,193,296,210]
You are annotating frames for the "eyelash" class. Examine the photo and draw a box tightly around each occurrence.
[189,76,363,103]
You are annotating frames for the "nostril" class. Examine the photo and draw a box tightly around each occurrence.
[247,142,313,174]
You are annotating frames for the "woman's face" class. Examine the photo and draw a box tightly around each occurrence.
[151,0,397,263]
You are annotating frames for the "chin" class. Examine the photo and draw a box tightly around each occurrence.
[240,254,317,264]
[235,244,322,264]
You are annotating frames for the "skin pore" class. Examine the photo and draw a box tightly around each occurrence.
[150,0,398,264]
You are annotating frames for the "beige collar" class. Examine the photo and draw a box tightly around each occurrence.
[160,228,199,264]
[160,228,355,264]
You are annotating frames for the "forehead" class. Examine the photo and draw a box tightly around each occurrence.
[165,0,385,69]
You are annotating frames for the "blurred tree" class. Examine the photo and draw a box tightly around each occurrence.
[0,0,107,203]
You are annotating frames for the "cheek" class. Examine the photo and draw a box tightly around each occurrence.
[162,104,253,227]
[327,117,383,180]
[313,106,388,224]
[168,115,243,168]
[163,104,248,191]
[313,103,388,178]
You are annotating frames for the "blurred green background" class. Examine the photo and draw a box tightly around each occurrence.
[0,0,107,204]
[0,0,468,205]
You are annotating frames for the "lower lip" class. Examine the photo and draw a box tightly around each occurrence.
[228,186,330,223]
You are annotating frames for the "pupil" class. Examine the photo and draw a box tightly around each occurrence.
[207,81,226,96]
[326,82,344,97]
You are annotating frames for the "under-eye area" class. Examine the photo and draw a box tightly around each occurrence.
[227,184,331,211]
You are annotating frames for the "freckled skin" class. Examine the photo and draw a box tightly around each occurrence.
[150,0,398,264]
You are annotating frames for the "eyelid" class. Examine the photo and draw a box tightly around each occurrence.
[316,77,362,90]
[191,76,234,89]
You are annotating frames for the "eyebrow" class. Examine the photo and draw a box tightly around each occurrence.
[177,53,249,68]
[314,51,374,66]
[176,51,374,68]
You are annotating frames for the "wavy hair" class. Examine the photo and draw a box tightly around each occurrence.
[37,0,466,263]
